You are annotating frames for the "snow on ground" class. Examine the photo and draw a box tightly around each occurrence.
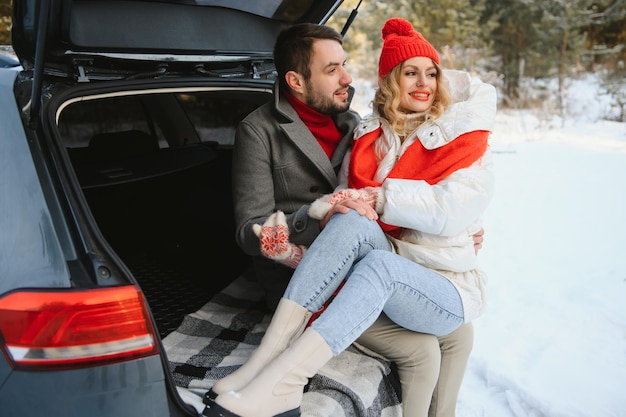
[458,110,626,417]
[352,77,626,417]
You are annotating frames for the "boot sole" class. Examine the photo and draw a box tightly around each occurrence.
[204,388,217,402]
[203,401,300,417]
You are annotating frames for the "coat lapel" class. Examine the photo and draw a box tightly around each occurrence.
[274,84,359,189]
[280,117,338,188]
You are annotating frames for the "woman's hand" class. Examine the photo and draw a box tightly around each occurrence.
[473,228,485,254]
[310,187,382,227]
[320,199,378,228]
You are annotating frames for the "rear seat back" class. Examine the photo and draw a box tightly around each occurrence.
[88,130,159,163]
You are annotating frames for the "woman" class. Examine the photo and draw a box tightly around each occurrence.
[206,17,496,417]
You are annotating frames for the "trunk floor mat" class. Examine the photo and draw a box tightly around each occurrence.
[122,248,237,338]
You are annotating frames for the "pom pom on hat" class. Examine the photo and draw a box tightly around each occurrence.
[378,18,440,79]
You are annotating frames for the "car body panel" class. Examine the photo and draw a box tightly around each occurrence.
[0,49,19,67]
[0,355,185,417]
[0,68,70,294]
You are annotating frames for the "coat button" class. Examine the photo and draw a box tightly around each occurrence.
[309,186,319,193]
[295,221,304,228]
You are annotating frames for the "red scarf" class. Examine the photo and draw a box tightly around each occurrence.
[283,90,343,159]
[348,127,489,236]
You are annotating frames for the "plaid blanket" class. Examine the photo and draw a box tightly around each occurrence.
[163,275,402,417]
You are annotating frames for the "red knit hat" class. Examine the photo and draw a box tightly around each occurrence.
[378,18,440,79]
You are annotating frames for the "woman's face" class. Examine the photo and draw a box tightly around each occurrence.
[397,56,438,114]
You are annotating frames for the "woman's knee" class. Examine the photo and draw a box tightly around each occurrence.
[329,209,385,239]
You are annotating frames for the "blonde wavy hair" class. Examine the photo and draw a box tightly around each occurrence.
[373,60,452,137]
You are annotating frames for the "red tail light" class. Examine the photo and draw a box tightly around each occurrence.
[0,285,159,369]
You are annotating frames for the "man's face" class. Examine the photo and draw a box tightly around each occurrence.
[303,39,353,115]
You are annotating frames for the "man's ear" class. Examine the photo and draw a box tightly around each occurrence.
[285,71,305,94]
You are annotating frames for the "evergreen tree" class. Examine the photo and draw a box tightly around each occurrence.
[0,0,11,45]
[581,0,626,66]
[531,0,595,118]
[481,0,545,100]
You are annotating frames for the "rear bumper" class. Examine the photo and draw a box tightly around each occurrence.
[0,354,189,417]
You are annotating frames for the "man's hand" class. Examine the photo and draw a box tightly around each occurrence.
[253,211,306,269]
[473,228,485,255]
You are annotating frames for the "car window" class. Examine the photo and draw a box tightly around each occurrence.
[58,96,167,149]
[175,91,271,146]
[57,89,272,151]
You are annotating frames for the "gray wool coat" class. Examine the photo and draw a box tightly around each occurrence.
[231,82,360,309]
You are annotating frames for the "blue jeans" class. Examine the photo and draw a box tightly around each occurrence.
[284,210,464,356]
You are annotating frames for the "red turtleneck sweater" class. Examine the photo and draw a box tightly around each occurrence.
[283,90,343,159]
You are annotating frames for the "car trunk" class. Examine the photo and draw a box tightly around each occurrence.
[53,83,273,338]
[82,148,244,338]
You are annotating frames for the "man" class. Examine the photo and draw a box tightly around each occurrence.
[230,23,477,417]
[232,24,358,309]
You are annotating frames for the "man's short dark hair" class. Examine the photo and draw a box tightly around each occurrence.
[274,23,343,87]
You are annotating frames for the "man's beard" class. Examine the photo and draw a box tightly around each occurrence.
[305,84,350,115]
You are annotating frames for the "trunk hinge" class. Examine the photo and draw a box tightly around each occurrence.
[77,65,90,82]
[251,61,261,79]
[250,60,277,79]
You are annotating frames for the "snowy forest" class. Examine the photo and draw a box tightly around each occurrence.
[326,0,625,122]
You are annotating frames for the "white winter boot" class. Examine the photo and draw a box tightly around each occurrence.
[208,298,312,400]
[207,328,334,417]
